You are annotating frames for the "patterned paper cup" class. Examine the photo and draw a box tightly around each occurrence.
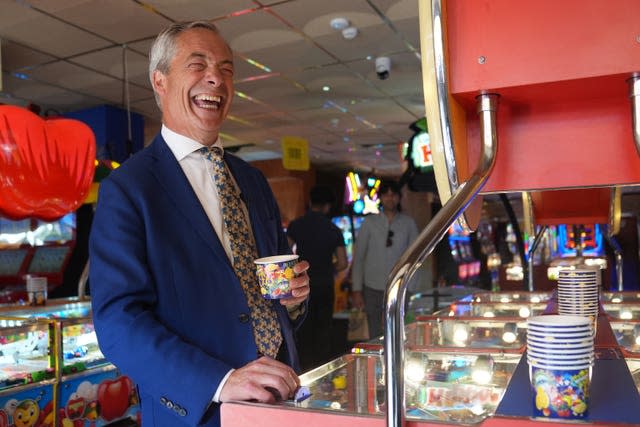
[255,255,299,299]
[529,365,591,420]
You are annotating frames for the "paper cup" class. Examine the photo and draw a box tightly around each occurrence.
[254,255,298,299]
[26,276,47,306]
[530,365,590,419]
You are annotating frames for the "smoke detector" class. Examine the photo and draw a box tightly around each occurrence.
[330,17,349,30]
[341,26,358,40]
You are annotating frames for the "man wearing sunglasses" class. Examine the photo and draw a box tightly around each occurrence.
[351,180,419,338]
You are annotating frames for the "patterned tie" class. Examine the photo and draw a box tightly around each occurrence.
[202,146,283,358]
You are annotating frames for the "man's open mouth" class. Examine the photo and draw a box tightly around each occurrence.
[193,94,221,109]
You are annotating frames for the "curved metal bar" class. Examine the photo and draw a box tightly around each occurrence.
[384,93,499,427]
[77,260,90,301]
[432,0,459,195]
[629,75,640,155]
[527,225,548,292]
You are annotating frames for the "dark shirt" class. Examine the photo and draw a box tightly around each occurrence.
[287,210,345,284]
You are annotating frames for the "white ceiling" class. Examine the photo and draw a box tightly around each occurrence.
[0,0,424,176]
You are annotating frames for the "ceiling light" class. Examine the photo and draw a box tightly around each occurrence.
[322,86,330,92]
[330,17,349,30]
[342,26,358,40]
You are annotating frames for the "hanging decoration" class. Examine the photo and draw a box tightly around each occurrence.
[0,105,96,221]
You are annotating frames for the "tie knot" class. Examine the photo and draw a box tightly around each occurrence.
[199,146,223,159]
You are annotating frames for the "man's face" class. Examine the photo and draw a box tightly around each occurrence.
[152,28,234,144]
[380,189,400,213]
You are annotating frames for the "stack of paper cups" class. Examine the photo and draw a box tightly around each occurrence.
[557,269,599,330]
[527,315,594,419]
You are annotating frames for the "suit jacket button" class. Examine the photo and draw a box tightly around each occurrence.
[179,408,187,417]
[160,397,167,405]
[166,401,174,409]
[239,313,250,323]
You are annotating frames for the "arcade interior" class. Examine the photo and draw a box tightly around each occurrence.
[1,1,640,427]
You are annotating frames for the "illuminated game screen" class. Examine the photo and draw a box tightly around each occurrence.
[556,224,604,257]
[332,215,366,263]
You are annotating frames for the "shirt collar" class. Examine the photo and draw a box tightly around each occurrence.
[161,124,224,161]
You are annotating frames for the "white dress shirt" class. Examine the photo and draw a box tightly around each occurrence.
[161,125,236,263]
[161,124,234,402]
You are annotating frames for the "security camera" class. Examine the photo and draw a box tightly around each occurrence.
[375,56,391,80]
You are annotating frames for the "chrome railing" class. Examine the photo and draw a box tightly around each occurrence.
[384,92,499,427]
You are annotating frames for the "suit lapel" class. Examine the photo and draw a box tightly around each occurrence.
[148,135,230,265]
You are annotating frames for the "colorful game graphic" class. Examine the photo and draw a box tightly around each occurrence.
[59,371,140,426]
[0,385,55,427]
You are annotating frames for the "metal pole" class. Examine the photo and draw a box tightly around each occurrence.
[384,93,499,427]
[629,74,640,155]
[605,233,624,291]
[77,260,90,301]
[527,226,548,292]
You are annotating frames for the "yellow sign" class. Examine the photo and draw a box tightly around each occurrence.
[281,136,309,171]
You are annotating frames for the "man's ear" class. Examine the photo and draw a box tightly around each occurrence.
[152,70,166,96]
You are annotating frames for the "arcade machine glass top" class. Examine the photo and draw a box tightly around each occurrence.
[0,214,77,303]
[289,349,520,424]
[0,317,56,390]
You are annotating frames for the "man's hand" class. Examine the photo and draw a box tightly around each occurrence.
[351,290,365,309]
[219,357,300,403]
[280,260,310,307]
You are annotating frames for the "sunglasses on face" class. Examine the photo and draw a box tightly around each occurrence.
[386,230,394,247]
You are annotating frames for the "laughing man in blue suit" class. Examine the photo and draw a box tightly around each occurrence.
[89,21,310,427]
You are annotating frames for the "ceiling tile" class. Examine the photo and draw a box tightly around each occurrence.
[347,51,422,96]
[28,0,171,44]
[312,23,407,62]
[85,79,154,105]
[0,1,111,57]
[28,61,117,92]
[70,46,149,82]
[145,0,256,22]
[269,0,377,36]
[1,40,55,72]
[2,73,69,101]
[215,9,299,51]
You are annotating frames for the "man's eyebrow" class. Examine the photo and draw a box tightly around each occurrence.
[187,52,207,60]
[186,53,233,67]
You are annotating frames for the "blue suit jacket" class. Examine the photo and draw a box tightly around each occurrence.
[89,134,303,427]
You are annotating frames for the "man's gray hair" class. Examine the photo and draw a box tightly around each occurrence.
[148,21,225,107]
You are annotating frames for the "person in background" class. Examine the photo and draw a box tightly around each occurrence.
[287,186,348,371]
[350,180,419,339]
[89,21,310,427]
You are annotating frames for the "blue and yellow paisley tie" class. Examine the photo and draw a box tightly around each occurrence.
[202,146,283,358]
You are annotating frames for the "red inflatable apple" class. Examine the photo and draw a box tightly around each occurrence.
[0,105,96,221]
[97,376,132,421]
